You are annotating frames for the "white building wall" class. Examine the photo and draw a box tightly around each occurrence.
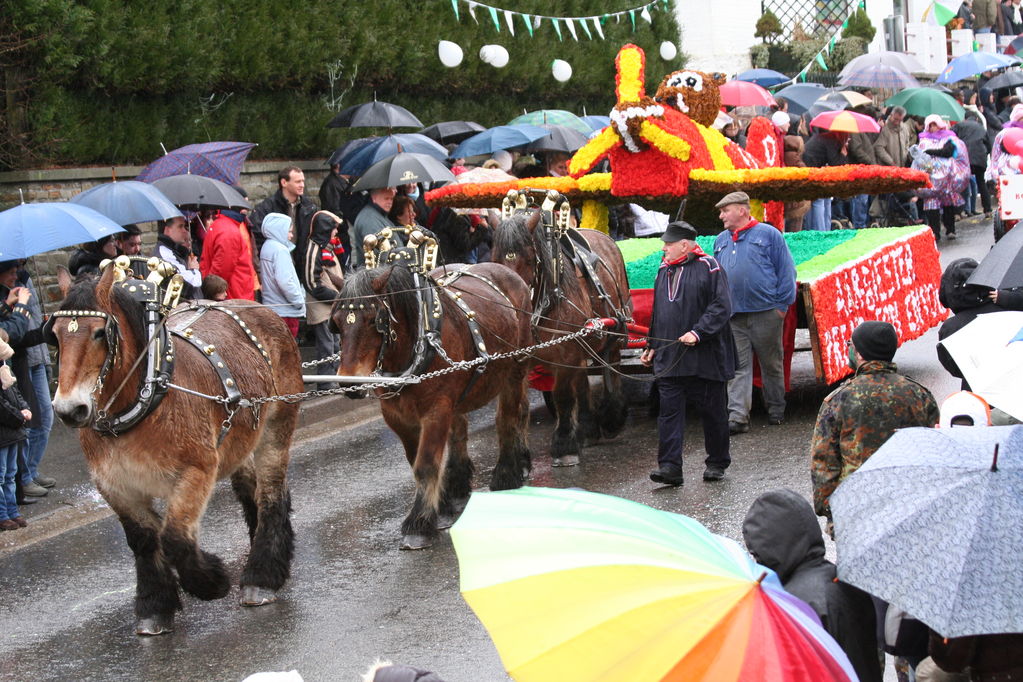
[674,0,760,75]
[864,0,896,52]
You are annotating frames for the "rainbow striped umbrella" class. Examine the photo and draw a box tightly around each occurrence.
[451,487,856,682]
[809,110,881,133]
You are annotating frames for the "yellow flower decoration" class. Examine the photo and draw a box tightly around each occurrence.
[639,121,691,161]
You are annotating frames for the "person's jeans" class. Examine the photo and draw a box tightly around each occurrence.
[850,194,870,228]
[311,320,340,391]
[963,175,978,214]
[0,442,19,521]
[656,376,730,471]
[806,198,833,231]
[23,363,53,483]
[728,310,787,425]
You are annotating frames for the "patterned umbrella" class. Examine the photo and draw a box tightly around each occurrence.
[839,51,926,77]
[507,110,591,135]
[838,63,921,89]
[1006,35,1023,56]
[832,425,1023,638]
[809,110,881,133]
[134,141,257,186]
[937,52,1020,84]
[452,487,857,682]
[720,80,777,107]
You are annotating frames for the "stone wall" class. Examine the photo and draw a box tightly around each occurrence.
[0,160,329,313]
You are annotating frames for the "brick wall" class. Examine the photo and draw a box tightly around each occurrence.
[0,161,329,312]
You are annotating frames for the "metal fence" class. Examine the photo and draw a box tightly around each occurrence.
[763,0,859,40]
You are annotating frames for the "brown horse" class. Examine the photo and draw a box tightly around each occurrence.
[332,261,533,550]
[491,207,632,465]
[49,264,303,635]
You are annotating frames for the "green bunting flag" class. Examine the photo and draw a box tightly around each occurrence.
[629,9,637,31]
[489,6,500,31]
[451,0,459,21]
[445,0,664,40]
[551,17,563,41]
[521,13,533,36]
[580,18,592,39]
[815,53,829,71]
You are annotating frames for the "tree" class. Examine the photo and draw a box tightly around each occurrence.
[755,10,784,44]
[843,7,876,44]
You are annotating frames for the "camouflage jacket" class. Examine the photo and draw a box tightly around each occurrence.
[811,360,939,518]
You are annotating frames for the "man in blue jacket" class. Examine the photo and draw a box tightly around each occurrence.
[713,192,797,434]
[641,221,736,486]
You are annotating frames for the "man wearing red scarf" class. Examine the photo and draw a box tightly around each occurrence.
[641,221,736,486]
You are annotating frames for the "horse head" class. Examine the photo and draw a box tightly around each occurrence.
[491,209,543,285]
[333,265,418,379]
[50,263,145,428]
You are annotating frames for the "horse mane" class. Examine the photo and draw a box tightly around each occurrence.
[493,212,580,297]
[61,276,146,345]
[340,264,420,327]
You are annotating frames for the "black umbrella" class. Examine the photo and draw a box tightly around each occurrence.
[967,222,1023,289]
[152,174,250,211]
[525,124,591,154]
[924,83,955,95]
[984,70,1023,91]
[419,120,486,144]
[351,152,455,191]
[805,91,853,121]
[326,100,423,129]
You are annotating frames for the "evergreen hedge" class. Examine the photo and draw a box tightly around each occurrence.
[2,0,682,169]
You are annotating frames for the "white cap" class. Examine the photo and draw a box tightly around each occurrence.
[771,111,791,132]
[924,113,948,130]
[712,111,734,131]
[939,391,992,428]
[491,150,513,172]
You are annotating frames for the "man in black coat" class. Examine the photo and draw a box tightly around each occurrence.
[743,488,882,682]
[641,221,736,486]
[250,166,319,272]
[953,111,993,216]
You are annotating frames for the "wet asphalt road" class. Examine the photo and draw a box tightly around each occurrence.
[0,217,994,682]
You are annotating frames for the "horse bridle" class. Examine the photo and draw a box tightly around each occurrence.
[43,309,120,405]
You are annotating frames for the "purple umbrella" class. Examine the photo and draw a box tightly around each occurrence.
[135,141,258,186]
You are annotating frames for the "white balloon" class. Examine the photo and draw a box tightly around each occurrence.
[479,44,509,68]
[660,41,678,61]
[551,59,572,82]
[438,40,463,68]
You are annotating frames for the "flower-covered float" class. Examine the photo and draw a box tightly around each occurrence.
[620,226,946,384]
[425,43,943,385]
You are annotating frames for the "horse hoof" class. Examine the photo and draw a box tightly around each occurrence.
[400,534,434,550]
[552,455,580,467]
[239,586,278,607]
[136,615,174,636]
[436,513,456,530]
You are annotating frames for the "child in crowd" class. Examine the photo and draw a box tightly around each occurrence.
[0,329,30,531]
[201,274,229,301]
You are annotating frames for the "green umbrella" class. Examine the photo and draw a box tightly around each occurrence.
[507,109,591,135]
[884,88,966,121]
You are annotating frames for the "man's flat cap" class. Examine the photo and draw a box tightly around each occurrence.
[714,191,751,208]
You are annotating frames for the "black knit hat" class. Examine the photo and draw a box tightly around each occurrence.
[851,321,898,362]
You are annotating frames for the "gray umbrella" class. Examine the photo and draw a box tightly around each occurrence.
[525,124,591,154]
[984,70,1023,91]
[152,174,251,211]
[967,222,1023,289]
[70,180,183,225]
[831,425,1023,638]
[351,152,455,191]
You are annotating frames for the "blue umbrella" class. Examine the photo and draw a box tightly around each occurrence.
[580,115,612,132]
[736,68,790,87]
[69,180,183,226]
[832,425,1023,638]
[339,134,447,176]
[326,137,376,167]
[0,203,125,260]
[452,125,550,159]
[937,52,1021,83]
[135,141,257,186]
[773,83,831,115]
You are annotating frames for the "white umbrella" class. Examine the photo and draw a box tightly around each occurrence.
[940,311,1023,420]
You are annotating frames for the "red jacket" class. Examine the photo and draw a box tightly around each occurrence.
[200,213,256,300]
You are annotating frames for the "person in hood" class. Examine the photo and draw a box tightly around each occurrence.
[68,235,118,277]
[259,213,305,338]
[302,211,346,388]
[641,220,736,486]
[743,489,881,682]
[200,208,257,300]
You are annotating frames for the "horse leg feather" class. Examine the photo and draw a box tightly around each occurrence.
[400,412,452,550]
[492,368,532,488]
[231,460,259,543]
[439,414,473,527]
[161,467,230,601]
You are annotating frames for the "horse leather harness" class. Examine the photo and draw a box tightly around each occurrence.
[44,256,268,440]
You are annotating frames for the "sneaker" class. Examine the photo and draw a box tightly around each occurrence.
[728,421,750,435]
[15,496,37,506]
[649,466,684,486]
[0,519,18,531]
[13,516,26,528]
[34,475,56,489]
[703,467,726,482]
[21,481,48,497]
